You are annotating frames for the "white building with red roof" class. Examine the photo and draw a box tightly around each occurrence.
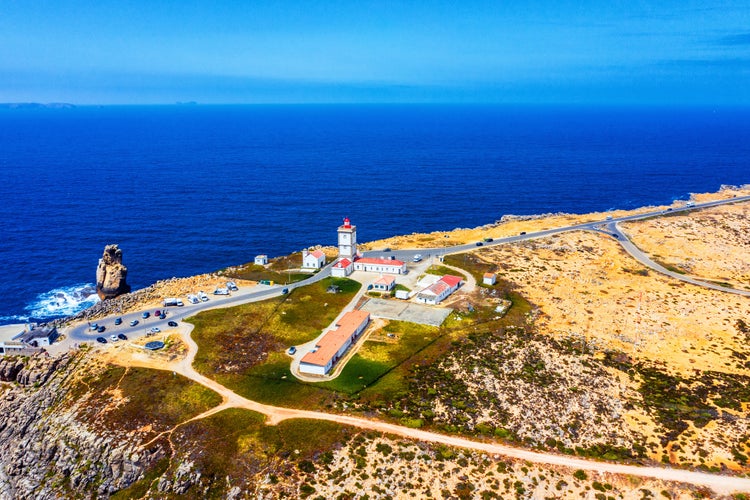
[353,257,406,275]
[302,249,326,269]
[416,275,463,305]
[299,310,370,376]
[331,258,353,277]
[372,275,396,291]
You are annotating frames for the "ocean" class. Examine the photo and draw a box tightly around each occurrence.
[1,104,748,325]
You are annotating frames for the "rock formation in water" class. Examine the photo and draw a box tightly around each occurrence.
[95,244,131,300]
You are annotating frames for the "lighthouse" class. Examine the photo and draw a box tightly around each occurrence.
[337,217,357,260]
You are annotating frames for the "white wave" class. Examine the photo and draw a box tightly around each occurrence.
[0,314,30,323]
[24,283,100,319]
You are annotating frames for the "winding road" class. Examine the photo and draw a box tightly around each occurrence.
[77,194,750,495]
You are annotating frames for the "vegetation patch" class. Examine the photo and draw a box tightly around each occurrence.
[160,409,356,498]
[72,365,221,438]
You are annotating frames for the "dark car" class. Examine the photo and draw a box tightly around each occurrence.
[159,313,166,319]
[383,247,391,252]
[142,312,150,319]
[520,231,527,235]
[168,321,178,327]
[288,346,297,355]
[475,242,484,246]
[130,319,139,327]
[96,337,107,344]
[114,317,122,325]
[97,325,106,333]
[117,333,128,341]
[483,237,493,242]
[282,288,289,294]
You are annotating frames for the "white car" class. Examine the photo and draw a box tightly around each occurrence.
[109,334,118,342]
[198,291,209,302]
[150,327,161,334]
[413,254,423,262]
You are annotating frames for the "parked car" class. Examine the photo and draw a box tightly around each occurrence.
[475,242,484,246]
[110,334,118,342]
[288,346,297,355]
[282,288,289,294]
[383,247,391,252]
[413,254,423,262]
[96,337,107,344]
[89,323,99,331]
[167,321,178,327]
[519,231,527,235]
[142,312,150,319]
[114,317,122,325]
[97,325,106,333]
[117,333,128,341]
[130,320,139,327]
[483,237,493,242]
[159,313,166,319]
[154,310,161,317]
[150,327,161,334]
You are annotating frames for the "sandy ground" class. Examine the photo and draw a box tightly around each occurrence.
[477,230,750,376]
[359,185,750,251]
[621,202,750,290]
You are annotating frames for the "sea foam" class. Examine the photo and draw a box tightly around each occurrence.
[23,284,100,320]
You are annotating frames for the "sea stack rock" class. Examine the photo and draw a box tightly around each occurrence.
[95,244,131,300]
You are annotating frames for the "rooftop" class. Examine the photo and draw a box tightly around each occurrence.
[374,275,396,286]
[440,275,463,288]
[300,310,370,368]
[356,257,405,267]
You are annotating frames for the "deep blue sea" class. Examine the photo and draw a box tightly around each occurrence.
[1,104,748,325]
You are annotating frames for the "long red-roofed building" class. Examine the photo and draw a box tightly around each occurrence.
[353,257,406,275]
[299,310,371,376]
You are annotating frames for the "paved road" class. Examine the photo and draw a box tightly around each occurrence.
[66,265,333,343]
[606,222,750,297]
[68,194,750,343]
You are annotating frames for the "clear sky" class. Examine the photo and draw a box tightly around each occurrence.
[1,0,749,105]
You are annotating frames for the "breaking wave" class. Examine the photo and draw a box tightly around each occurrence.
[23,284,100,320]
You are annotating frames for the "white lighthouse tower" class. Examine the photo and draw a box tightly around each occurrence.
[337,217,357,260]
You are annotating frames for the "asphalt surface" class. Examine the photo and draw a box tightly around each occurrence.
[67,194,750,344]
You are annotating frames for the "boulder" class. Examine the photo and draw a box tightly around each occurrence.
[95,244,131,300]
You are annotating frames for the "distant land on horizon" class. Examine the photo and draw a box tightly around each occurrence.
[0,102,76,109]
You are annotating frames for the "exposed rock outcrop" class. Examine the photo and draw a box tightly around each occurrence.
[95,244,130,300]
[0,352,162,499]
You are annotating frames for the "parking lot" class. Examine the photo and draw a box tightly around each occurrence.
[360,298,452,326]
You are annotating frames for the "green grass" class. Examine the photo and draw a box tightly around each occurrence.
[425,264,456,276]
[444,253,495,283]
[148,408,357,498]
[189,277,362,407]
[72,366,222,437]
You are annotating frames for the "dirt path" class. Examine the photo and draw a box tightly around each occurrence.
[109,324,750,496]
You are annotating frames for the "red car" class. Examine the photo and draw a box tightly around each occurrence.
[154,310,161,316]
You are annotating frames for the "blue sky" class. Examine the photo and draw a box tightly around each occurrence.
[1,1,749,104]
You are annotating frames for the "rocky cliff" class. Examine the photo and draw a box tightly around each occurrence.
[95,244,130,300]
[0,352,160,499]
